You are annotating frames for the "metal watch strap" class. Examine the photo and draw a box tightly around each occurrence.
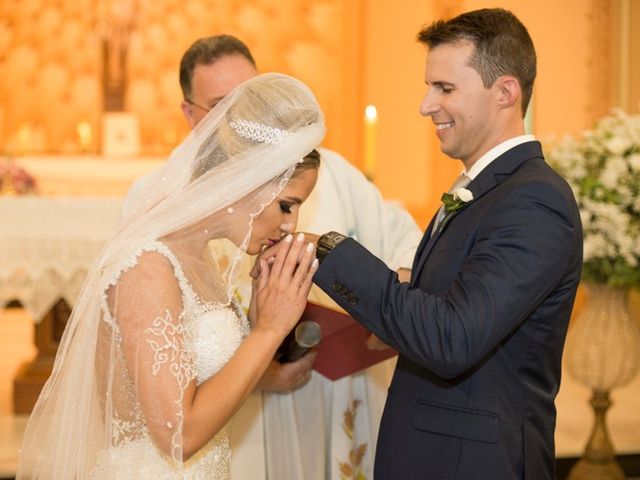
[316,231,347,264]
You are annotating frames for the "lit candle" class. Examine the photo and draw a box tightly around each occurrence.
[16,124,33,154]
[77,121,93,152]
[364,104,377,180]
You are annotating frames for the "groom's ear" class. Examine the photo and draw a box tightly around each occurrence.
[180,101,198,129]
[494,76,521,111]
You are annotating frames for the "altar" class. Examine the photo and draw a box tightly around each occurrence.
[12,155,163,197]
[0,197,124,320]
[0,155,162,413]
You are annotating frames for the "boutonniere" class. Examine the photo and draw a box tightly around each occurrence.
[441,187,474,214]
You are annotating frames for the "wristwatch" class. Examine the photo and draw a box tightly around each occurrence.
[316,231,347,264]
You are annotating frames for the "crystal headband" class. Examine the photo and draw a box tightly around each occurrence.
[229,119,289,145]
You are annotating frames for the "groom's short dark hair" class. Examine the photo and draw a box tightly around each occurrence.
[417,8,536,117]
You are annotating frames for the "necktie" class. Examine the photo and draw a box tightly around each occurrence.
[431,173,471,237]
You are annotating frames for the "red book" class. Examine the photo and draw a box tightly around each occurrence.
[300,301,397,381]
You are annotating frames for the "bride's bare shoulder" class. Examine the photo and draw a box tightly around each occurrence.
[106,248,184,324]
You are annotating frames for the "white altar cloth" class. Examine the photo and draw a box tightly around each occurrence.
[15,155,163,197]
[0,197,123,321]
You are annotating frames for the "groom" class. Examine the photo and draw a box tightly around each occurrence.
[260,8,583,479]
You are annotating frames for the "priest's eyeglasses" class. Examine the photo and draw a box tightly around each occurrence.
[186,99,211,113]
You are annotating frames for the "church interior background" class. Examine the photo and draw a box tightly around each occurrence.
[0,0,639,477]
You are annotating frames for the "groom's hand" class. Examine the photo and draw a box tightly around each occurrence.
[258,351,318,392]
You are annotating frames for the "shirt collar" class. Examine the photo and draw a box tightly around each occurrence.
[464,134,536,180]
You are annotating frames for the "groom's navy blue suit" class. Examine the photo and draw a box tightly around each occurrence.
[314,141,582,479]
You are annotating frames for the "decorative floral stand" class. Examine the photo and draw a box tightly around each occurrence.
[565,284,640,479]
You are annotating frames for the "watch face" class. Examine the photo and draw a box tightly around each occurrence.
[321,231,345,248]
[317,232,346,263]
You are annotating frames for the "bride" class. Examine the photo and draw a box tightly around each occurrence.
[18,73,325,479]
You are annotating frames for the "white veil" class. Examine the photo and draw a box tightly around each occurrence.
[18,73,325,479]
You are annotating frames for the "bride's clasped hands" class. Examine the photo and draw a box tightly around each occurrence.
[250,232,319,340]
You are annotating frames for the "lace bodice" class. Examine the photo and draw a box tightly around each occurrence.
[92,241,250,479]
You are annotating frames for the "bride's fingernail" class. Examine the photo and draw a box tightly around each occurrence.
[296,232,305,242]
[311,258,319,270]
[306,242,315,252]
[284,234,293,243]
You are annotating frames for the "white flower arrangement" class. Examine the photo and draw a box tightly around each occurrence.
[546,109,640,287]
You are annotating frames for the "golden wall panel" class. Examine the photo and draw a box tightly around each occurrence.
[0,0,102,154]
[434,0,462,19]
[1,0,361,158]
[1,0,636,220]
[123,0,361,157]
[586,0,615,122]
[629,1,640,112]
[362,0,436,222]
[614,0,640,113]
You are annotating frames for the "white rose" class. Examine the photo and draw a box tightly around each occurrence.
[579,209,592,229]
[629,154,640,172]
[453,187,473,203]
[606,136,631,156]
[600,168,619,189]
[600,155,626,189]
[583,234,607,262]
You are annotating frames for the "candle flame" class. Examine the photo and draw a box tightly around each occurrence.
[365,105,378,122]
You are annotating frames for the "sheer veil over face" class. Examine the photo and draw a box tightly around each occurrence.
[18,73,325,478]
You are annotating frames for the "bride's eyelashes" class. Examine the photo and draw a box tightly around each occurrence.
[279,201,293,214]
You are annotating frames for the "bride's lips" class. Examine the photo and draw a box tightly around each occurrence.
[267,238,281,247]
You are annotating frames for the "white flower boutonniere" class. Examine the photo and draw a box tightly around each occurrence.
[442,187,474,213]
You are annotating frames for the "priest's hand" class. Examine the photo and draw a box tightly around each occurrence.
[258,352,317,392]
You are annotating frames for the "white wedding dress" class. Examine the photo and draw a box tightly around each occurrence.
[17,73,326,480]
[90,241,249,479]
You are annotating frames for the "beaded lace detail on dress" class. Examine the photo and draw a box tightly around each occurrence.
[92,241,249,479]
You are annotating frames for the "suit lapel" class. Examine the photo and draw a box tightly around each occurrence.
[410,216,438,283]
[411,141,544,284]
